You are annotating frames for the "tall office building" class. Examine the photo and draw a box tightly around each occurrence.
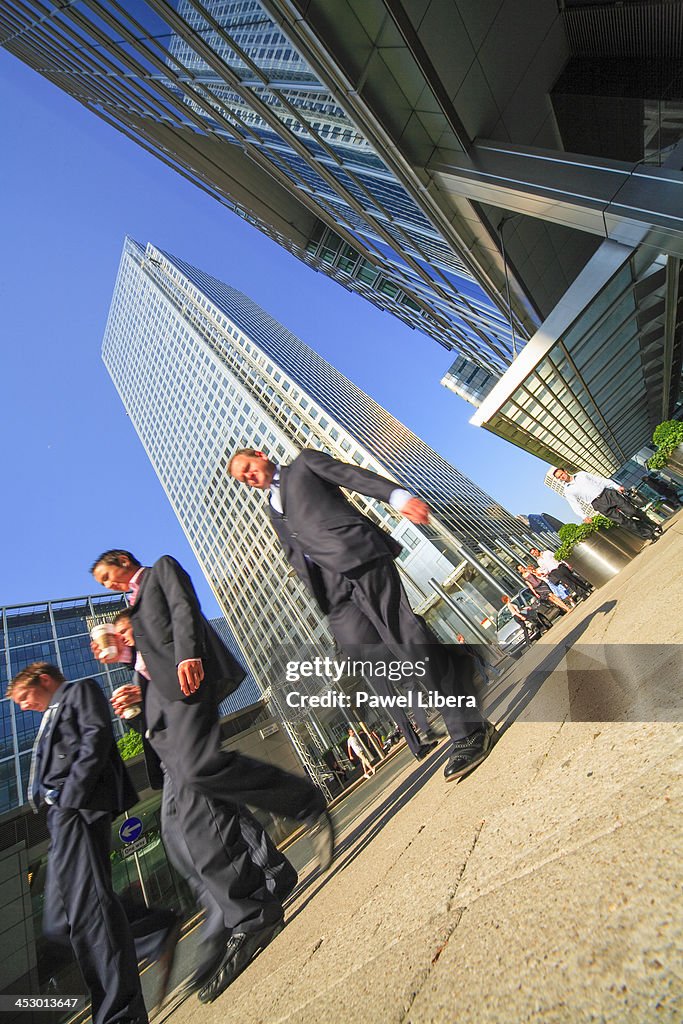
[5,0,681,471]
[0,0,519,391]
[102,238,538,779]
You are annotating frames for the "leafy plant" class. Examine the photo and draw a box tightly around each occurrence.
[117,729,143,761]
[555,515,614,559]
[647,420,683,469]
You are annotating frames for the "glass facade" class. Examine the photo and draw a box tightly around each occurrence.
[1,0,519,387]
[0,593,257,814]
[102,237,535,769]
[0,594,131,815]
[472,244,682,475]
[210,616,263,714]
[441,354,498,407]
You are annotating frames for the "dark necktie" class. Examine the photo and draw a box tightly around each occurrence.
[27,703,59,812]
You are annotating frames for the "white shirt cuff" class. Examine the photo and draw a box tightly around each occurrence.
[390,488,413,512]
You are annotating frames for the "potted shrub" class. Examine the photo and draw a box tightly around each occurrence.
[555,516,644,587]
[647,420,683,474]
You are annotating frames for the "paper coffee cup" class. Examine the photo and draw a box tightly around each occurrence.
[91,622,119,660]
[113,685,142,720]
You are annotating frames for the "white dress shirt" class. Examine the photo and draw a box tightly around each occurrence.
[563,471,619,517]
[536,550,560,573]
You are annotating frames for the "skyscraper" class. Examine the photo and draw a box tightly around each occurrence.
[4,0,680,471]
[103,239,535,702]
[1,0,519,390]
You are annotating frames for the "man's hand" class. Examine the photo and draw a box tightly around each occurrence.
[111,684,143,717]
[178,658,204,696]
[91,634,127,663]
[401,497,430,524]
[583,517,594,524]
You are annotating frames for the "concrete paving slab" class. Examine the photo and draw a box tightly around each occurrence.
[160,515,683,1024]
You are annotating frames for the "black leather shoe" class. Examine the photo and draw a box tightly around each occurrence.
[444,721,497,782]
[197,921,284,1004]
[415,740,438,760]
[305,810,335,872]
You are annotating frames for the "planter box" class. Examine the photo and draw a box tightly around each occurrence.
[666,443,683,477]
[603,525,647,557]
[566,531,637,588]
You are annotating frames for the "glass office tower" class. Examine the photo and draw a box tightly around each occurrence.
[102,239,534,729]
[0,0,519,391]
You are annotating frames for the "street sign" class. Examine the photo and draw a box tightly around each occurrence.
[119,816,143,843]
[121,836,149,858]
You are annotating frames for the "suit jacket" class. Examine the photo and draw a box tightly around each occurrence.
[269,450,403,613]
[129,555,246,704]
[38,678,138,814]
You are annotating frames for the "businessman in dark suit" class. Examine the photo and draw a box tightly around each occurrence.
[110,610,298,983]
[91,550,332,1002]
[9,662,148,1024]
[229,448,497,780]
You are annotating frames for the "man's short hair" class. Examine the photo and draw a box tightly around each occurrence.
[7,662,65,697]
[227,448,264,475]
[89,549,142,574]
[552,467,567,479]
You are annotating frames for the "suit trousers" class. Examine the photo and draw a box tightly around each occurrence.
[145,688,320,933]
[44,807,147,1024]
[548,565,591,596]
[159,772,297,956]
[591,489,657,538]
[323,557,484,742]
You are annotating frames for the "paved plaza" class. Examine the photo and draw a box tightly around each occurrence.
[154,513,682,1024]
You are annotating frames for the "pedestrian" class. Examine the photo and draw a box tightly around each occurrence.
[518,565,571,614]
[347,728,376,779]
[529,547,592,599]
[90,550,332,1003]
[228,448,496,781]
[641,473,682,509]
[8,663,148,1024]
[110,610,298,996]
[501,595,552,646]
[552,468,661,540]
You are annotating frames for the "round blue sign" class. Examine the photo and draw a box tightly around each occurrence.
[119,816,143,844]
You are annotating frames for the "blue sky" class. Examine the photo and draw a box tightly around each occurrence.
[0,51,573,617]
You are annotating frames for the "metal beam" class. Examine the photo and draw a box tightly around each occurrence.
[430,141,683,258]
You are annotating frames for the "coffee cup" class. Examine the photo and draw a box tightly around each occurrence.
[113,685,142,720]
[91,622,119,660]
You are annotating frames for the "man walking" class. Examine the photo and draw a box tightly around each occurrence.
[528,547,592,599]
[228,448,496,781]
[91,550,332,1002]
[110,610,298,995]
[552,468,661,540]
[9,663,148,1024]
